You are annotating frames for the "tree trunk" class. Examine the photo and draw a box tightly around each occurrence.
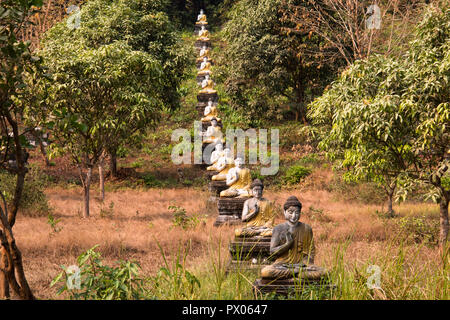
[387,188,395,218]
[109,150,118,178]
[82,167,92,218]
[439,190,449,248]
[38,138,50,167]
[0,247,10,299]
[99,162,105,202]
[33,130,50,166]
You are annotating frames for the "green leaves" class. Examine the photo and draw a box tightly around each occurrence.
[51,245,150,300]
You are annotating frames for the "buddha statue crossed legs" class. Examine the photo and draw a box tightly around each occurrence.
[211,148,234,179]
[220,157,252,198]
[235,179,276,238]
[261,196,326,280]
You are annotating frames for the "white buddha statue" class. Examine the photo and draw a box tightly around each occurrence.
[211,148,234,179]
[196,9,207,25]
[208,143,224,169]
[197,25,210,41]
[202,118,224,145]
[201,98,221,122]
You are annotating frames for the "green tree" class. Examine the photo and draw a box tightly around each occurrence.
[220,0,338,124]
[66,0,191,176]
[0,0,43,300]
[39,0,187,217]
[401,4,449,246]
[309,55,413,217]
[309,4,449,246]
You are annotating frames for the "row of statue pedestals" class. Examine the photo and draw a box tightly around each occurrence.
[192,11,333,296]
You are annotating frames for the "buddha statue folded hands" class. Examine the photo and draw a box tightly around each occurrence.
[202,118,225,145]
[260,196,327,280]
[197,57,212,76]
[211,148,234,179]
[197,46,211,64]
[196,9,207,24]
[197,26,210,41]
[220,157,252,198]
[202,98,221,122]
[207,144,225,170]
[235,179,276,238]
[199,76,216,94]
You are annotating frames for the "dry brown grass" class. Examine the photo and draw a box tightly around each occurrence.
[12,186,444,299]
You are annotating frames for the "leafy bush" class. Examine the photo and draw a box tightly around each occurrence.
[142,174,163,188]
[283,165,312,185]
[395,215,439,246]
[169,205,207,230]
[51,245,150,300]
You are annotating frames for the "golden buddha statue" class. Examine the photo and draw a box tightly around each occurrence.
[202,118,225,145]
[235,179,276,238]
[197,26,210,41]
[260,196,327,280]
[211,149,234,179]
[196,9,207,25]
[201,98,221,122]
[198,58,212,77]
[207,144,225,170]
[199,75,216,94]
[220,157,252,198]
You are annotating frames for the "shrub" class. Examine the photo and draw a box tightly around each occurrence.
[51,245,150,300]
[395,215,439,246]
[142,174,163,188]
[283,165,312,185]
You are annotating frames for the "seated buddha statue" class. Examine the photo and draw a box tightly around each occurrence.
[198,57,212,77]
[202,118,225,145]
[211,149,234,180]
[197,45,211,65]
[201,98,221,122]
[197,26,210,41]
[196,9,207,25]
[235,179,276,238]
[199,74,216,94]
[260,196,327,280]
[207,143,224,170]
[220,157,252,198]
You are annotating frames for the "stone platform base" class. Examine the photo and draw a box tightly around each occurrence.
[197,92,218,104]
[208,180,227,196]
[213,214,242,227]
[218,197,248,215]
[253,277,335,297]
[226,258,271,273]
[214,197,248,227]
[229,236,271,260]
[195,40,211,50]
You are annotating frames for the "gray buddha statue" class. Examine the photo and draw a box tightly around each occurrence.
[234,179,276,238]
[261,196,326,280]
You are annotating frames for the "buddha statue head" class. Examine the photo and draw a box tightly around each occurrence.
[250,178,264,199]
[200,9,204,15]
[214,143,223,153]
[210,117,218,126]
[283,196,302,226]
[208,98,213,107]
[234,156,244,168]
[223,148,232,157]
